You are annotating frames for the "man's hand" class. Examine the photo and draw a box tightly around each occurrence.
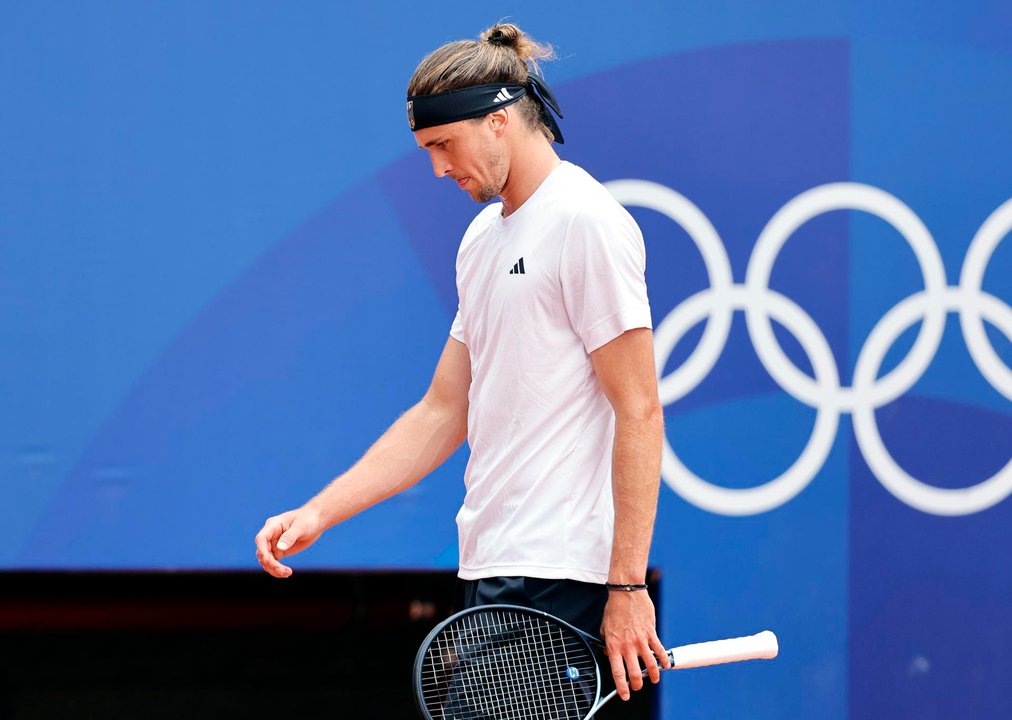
[254,506,324,578]
[600,590,671,700]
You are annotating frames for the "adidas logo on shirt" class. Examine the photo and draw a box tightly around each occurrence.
[508,257,526,275]
[493,88,514,103]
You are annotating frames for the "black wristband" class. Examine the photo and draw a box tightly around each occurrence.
[605,583,648,592]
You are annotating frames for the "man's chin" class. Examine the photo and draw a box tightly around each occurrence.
[454,176,500,203]
[473,187,498,203]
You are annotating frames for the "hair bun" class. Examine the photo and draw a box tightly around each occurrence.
[481,22,523,50]
[479,21,555,71]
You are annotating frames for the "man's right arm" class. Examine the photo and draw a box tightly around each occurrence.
[254,336,471,577]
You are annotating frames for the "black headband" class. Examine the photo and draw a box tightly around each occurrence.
[407,75,565,144]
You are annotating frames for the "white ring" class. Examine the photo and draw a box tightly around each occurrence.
[959,197,1012,401]
[745,183,948,411]
[657,287,840,516]
[853,289,1012,515]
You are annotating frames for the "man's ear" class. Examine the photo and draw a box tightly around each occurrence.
[488,108,510,137]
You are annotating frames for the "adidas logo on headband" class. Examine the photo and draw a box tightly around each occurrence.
[493,88,514,103]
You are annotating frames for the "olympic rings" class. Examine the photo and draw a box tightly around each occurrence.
[607,180,1012,516]
[852,289,1012,515]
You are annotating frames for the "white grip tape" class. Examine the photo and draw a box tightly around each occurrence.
[667,630,779,669]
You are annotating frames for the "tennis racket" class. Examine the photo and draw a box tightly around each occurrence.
[413,603,778,720]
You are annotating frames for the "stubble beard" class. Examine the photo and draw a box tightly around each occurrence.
[473,146,507,204]
[475,183,499,204]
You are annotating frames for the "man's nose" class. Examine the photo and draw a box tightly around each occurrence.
[430,153,451,178]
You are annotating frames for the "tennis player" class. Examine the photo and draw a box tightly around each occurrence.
[254,22,670,703]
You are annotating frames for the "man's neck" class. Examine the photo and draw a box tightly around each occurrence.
[498,139,561,218]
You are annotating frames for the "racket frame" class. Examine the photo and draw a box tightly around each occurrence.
[412,603,603,720]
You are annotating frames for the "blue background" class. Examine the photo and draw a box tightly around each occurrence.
[2,2,1010,718]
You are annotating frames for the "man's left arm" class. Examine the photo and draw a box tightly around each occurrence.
[590,326,672,701]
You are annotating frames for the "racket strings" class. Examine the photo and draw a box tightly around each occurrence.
[419,609,597,719]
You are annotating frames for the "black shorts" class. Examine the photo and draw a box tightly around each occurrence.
[456,575,608,639]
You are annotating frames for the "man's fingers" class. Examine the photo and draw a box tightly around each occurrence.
[651,635,672,670]
[625,650,644,692]
[254,519,293,578]
[254,521,279,560]
[608,652,631,701]
[255,544,291,577]
[641,638,662,684]
[260,552,292,578]
[276,519,302,554]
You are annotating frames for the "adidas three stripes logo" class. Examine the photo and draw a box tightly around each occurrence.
[493,88,514,103]
[508,257,526,275]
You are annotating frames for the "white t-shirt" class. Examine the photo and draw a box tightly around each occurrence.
[450,161,652,584]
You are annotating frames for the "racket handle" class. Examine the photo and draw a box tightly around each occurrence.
[666,630,779,669]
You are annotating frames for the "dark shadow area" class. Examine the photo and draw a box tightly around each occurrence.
[0,571,657,719]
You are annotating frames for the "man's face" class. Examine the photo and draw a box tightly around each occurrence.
[414,115,508,203]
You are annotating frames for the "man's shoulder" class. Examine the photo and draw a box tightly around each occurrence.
[546,166,645,262]
[466,203,502,233]
[552,162,630,222]
[457,204,502,253]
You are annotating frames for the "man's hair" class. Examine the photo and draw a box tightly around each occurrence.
[407,22,557,142]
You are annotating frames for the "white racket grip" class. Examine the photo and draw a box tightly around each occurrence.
[666,630,779,669]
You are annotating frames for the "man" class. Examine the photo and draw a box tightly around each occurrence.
[254,22,670,703]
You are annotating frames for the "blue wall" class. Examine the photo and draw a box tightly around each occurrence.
[2,2,1010,718]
